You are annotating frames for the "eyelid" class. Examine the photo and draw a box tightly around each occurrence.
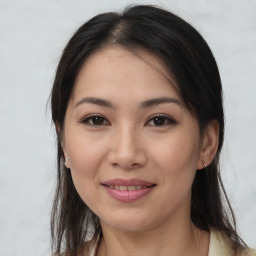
[79,113,176,127]
[80,114,110,126]
[145,114,176,126]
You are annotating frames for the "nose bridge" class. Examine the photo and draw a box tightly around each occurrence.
[115,122,138,159]
[108,122,146,169]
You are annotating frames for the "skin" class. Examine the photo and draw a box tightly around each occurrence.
[62,46,219,256]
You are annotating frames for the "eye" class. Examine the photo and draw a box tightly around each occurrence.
[81,114,110,126]
[146,115,176,126]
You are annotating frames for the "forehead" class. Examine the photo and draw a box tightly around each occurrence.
[71,46,180,102]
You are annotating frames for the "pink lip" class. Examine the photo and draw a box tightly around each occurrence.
[102,178,154,186]
[101,179,156,202]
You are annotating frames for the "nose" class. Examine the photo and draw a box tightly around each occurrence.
[107,126,147,170]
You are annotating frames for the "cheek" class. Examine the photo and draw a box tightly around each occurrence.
[64,132,108,199]
[66,129,107,170]
[152,133,200,171]
[149,130,200,193]
[150,141,199,215]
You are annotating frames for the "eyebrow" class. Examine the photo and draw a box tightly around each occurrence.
[74,97,114,108]
[140,97,181,108]
[74,96,181,109]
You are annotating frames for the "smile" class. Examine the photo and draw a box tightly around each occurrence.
[101,179,156,202]
[107,185,148,191]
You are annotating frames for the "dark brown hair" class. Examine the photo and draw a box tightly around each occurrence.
[50,5,244,256]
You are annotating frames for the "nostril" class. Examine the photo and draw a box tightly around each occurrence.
[131,163,141,168]
[111,162,141,170]
[107,147,147,170]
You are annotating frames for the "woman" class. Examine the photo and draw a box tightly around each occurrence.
[50,5,255,256]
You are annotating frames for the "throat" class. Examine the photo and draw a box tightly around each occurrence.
[97,224,209,256]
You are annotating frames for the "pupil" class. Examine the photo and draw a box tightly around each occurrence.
[93,117,104,125]
[154,117,165,125]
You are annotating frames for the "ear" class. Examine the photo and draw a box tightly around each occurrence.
[63,143,71,169]
[63,152,71,169]
[197,120,219,170]
[58,126,71,169]
[62,144,71,169]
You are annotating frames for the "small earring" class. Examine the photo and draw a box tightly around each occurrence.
[203,161,207,170]
[65,156,70,161]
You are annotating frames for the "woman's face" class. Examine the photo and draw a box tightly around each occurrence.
[63,46,207,232]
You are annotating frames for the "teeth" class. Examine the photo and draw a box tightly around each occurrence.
[109,185,148,191]
[120,186,127,191]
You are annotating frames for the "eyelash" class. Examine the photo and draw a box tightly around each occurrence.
[80,114,176,127]
[80,114,110,126]
[146,114,176,126]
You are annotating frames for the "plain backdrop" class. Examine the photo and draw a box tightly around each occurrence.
[0,0,255,255]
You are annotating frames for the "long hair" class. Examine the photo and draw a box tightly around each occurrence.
[50,5,243,255]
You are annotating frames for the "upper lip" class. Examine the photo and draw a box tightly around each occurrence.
[101,178,156,187]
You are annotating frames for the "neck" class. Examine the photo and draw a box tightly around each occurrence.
[97,220,210,256]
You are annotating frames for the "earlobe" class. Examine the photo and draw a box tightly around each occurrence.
[197,120,219,170]
[60,135,70,169]
[64,153,71,168]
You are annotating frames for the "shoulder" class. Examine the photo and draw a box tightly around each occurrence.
[52,241,95,256]
[52,237,99,256]
[238,246,256,256]
[84,239,97,256]
[209,228,256,256]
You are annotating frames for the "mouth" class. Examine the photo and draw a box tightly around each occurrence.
[101,179,156,202]
[103,185,153,191]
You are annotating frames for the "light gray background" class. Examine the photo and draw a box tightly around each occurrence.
[0,0,255,255]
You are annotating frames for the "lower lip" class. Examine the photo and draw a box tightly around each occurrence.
[103,185,155,202]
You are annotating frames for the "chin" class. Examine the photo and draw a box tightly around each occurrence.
[100,211,160,233]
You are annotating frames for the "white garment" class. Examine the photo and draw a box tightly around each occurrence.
[209,229,256,256]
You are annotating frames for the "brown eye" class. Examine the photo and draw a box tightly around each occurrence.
[152,116,166,125]
[81,115,109,126]
[146,115,176,126]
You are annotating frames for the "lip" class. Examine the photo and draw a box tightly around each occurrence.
[102,178,155,186]
[101,179,156,202]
